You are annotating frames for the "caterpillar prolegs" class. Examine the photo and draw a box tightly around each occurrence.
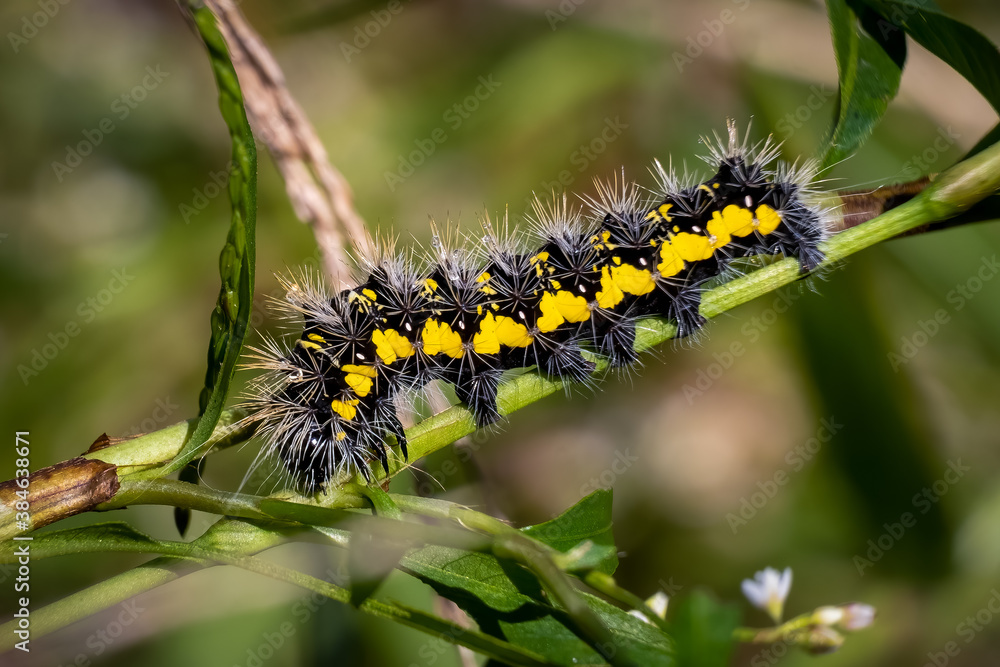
[244,123,832,491]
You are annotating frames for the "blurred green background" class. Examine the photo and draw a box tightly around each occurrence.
[2,0,1000,665]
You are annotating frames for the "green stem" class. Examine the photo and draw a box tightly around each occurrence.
[81,408,251,474]
[732,613,817,644]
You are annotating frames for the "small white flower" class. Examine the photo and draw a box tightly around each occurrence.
[741,566,793,623]
[813,605,845,626]
[839,603,876,631]
[628,591,670,625]
[646,591,669,619]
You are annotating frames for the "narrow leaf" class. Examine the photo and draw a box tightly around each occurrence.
[822,0,904,169]
[164,2,257,475]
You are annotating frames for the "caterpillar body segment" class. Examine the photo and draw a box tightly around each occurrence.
[244,124,831,491]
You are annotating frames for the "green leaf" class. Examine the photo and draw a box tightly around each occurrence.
[401,491,618,614]
[498,614,607,666]
[402,546,544,613]
[522,489,618,575]
[855,0,1000,113]
[821,0,904,169]
[669,590,740,667]
[0,522,200,562]
[378,599,558,667]
[163,3,257,476]
[499,592,674,666]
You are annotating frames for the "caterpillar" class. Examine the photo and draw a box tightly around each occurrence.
[243,122,831,492]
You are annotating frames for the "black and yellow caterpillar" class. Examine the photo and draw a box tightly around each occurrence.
[245,123,829,491]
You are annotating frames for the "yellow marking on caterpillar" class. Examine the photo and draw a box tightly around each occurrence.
[592,230,615,251]
[536,292,563,332]
[421,278,439,298]
[421,319,464,358]
[536,290,590,332]
[343,368,374,397]
[387,330,416,359]
[712,182,720,189]
[554,290,591,322]
[671,232,714,262]
[611,263,655,296]
[343,364,377,377]
[755,204,782,235]
[336,431,347,441]
[531,251,550,278]
[710,204,755,241]
[349,290,375,311]
[657,242,685,278]
[550,279,562,290]
[658,203,673,221]
[612,256,622,265]
[495,314,533,347]
[371,329,414,365]
[595,266,624,309]
[472,312,501,355]
[476,271,497,295]
[362,288,377,301]
[331,398,361,420]
[307,333,327,343]
[698,184,714,195]
[297,339,324,351]
[705,205,752,251]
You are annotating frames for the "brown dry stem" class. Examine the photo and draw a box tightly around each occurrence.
[203,0,373,287]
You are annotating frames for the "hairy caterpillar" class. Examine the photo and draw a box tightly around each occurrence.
[244,122,832,491]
